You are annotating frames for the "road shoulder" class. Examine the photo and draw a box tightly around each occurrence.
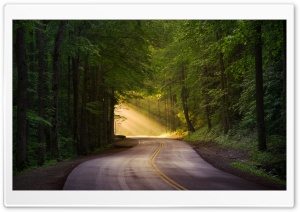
[191,141,285,190]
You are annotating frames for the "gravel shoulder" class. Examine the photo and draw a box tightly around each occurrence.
[13,138,284,190]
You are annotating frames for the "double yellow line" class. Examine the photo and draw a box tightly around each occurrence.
[148,142,187,190]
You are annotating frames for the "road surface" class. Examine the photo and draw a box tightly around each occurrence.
[63,137,269,190]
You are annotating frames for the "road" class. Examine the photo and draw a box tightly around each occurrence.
[63,137,269,190]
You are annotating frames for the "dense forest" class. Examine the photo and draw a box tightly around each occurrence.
[13,20,286,181]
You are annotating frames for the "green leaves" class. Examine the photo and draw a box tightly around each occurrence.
[26,109,52,127]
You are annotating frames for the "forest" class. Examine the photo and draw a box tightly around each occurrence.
[13,20,286,183]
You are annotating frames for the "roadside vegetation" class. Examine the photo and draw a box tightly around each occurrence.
[184,126,286,187]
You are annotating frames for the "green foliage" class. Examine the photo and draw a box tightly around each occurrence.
[59,136,76,159]
[184,127,215,143]
[230,161,285,186]
[86,101,103,117]
[26,109,52,127]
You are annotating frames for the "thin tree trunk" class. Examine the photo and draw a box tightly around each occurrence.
[102,87,108,145]
[203,67,212,131]
[219,51,230,134]
[254,21,267,151]
[282,20,286,134]
[181,65,195,132]
[108,87,115,143]
[28,30,35,111]
[205,94,212,131]
[164,99,167,133]
[36,20,46,165]
[169,86,175,131]
[72,56,79,154]
[157,99,161,120]
[67,55,71,132]
[79,56,89,155]
[15,23,28,171]
[51,21,67,158]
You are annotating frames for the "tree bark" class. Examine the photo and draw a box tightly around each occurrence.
[204,93,212,131]
[102,87,108,144]
[181,65,195,132]
[157,99,161,120]
[254,21,267,151]
[282,20,286,134]
[219,52,230,134]
[36,20,47,165]
[203,67,212,131]
[28,30,35,111]
[79,56,89,155]
[67,55,71,132]
[15,22,28,170]
[51,21,67,158]
[72,56,79,154]
[108,87,115,143]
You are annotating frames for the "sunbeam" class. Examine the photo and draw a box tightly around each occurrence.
[115,104,166,137]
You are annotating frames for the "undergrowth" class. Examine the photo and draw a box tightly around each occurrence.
[184,126,286,185]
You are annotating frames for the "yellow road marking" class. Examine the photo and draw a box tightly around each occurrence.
[148,142,187,190]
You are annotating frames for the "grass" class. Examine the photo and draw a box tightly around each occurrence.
[183,125,286,186]
[231,161,286,186]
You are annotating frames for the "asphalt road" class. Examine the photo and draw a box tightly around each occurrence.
[63,137,268,190]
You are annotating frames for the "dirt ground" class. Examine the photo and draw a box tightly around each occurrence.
[13,138,285,190]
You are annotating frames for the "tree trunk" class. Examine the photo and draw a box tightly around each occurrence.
[205,93,212,131]
[157,99,161,120]
[67,55,71,133]
[282,20,286,134]
[28,30,35,111]
[36,20,47,165]
[164,99,168,132]
[72,56,79,154]
[218,51,230,134]
[181,65,195,132]
[51,21,67,158]
[79,56,89,155]
[203,67,212,131]
[169,86,176,131]
[216,29,230,134]
[102,88,108,145]
[254,21,267,151]
[15,23,28,171]
[108,87,115,143]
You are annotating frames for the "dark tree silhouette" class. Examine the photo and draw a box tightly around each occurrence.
[254,21,267,151]
[15,22,28,170]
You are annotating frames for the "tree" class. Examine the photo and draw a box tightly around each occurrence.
[36,20,47,165]
[15,22,28,170]
[181,64,195,132]
[254,21,267,151]
[51,21,67,158]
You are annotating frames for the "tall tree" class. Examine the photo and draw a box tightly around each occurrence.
[15,22,28,170]
[79,55,89,155]
[181,65,195,132]
[254,21,267,151]
[108,87,115,143]
[51,21,67,158]
[36,21,47,165]
[282,20,286,134]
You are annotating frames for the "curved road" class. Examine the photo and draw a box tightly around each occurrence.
[63,137,269,190]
